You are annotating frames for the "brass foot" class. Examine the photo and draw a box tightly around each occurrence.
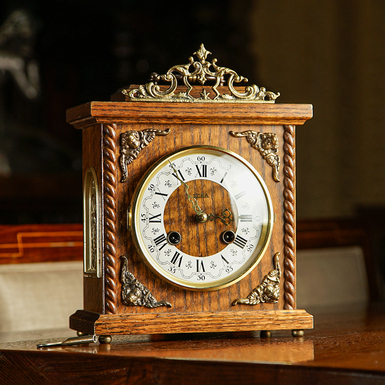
[260,330,272,338]
[292,329,304,337]
[99,335,112,344]
[77,331,86,336]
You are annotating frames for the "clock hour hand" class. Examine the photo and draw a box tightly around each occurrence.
[207,209,234,226]
[169,161,207,223]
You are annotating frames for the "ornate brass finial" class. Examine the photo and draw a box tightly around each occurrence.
[123,44,279,103]
[120,256,172,308]
[119,128,170,182]
[232,253,281,306]
[229,130,280,182]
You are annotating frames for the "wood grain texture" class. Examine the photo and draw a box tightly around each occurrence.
[163,179,235,258]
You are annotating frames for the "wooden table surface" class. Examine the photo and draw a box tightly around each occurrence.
[1,302,385,384]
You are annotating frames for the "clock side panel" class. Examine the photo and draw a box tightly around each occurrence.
[110,122,293,316]
[82,124,105,313]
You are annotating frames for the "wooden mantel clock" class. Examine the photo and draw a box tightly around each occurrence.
[67,44,313,340]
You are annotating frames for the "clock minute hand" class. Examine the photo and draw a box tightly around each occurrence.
[169,162,208,223]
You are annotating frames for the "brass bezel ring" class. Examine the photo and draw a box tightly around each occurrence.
[129,145,274,291]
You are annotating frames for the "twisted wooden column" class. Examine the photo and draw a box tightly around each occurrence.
[283,125,296,310]
[103,124,118,314]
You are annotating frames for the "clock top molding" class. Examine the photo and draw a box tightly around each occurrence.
[67,101,313,129]
[67,44,312,129]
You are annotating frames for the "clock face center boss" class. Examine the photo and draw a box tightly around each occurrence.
[129,146,274,290]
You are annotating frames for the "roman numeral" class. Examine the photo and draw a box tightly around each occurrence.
[196,259,205,272]
[155,191,168,198]
[172,169,185,182]
[221,254,229,264]
[149,213,161,223]
[239,215,253,222]
[170,251,183,267]
[235,191,246,200]
[154,234,167,250]
[196,164,207,178]
[233,235,247,249]
[220,172,228,184]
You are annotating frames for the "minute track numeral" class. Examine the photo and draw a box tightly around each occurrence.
[233,235,247,249]
[196,164,207,178]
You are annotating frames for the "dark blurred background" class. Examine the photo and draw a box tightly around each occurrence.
[0,0,384,226]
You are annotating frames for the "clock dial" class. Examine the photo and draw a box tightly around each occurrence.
[130,146,274,290]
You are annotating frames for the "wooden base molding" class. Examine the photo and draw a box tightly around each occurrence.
[70,309,313,336]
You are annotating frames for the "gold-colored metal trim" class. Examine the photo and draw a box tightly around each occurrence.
[123,44,279,103]
[120,256,172,308]
[229,130,280,182]
[83,167,101,278]
[120,128,171,182]
[129,145,274,291]
[232,253,281,305]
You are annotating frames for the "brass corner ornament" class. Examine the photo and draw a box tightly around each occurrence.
[230,130,280,182]
[120,128,170,182]
[122,44,279,103]
[120,256,172,308]
[232,253,281,306]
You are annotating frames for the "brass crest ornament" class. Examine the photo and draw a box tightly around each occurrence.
[123,44,280,103]
[230,130,280,182]
[119,128,170,182]
[232,253,281,306]
[120,256,172,308]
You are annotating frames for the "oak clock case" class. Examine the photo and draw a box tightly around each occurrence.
[67,44,313,338]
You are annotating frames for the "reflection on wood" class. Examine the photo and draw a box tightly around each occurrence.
[2,303,385,384]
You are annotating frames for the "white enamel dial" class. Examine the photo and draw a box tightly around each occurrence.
[130,146,274,290]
